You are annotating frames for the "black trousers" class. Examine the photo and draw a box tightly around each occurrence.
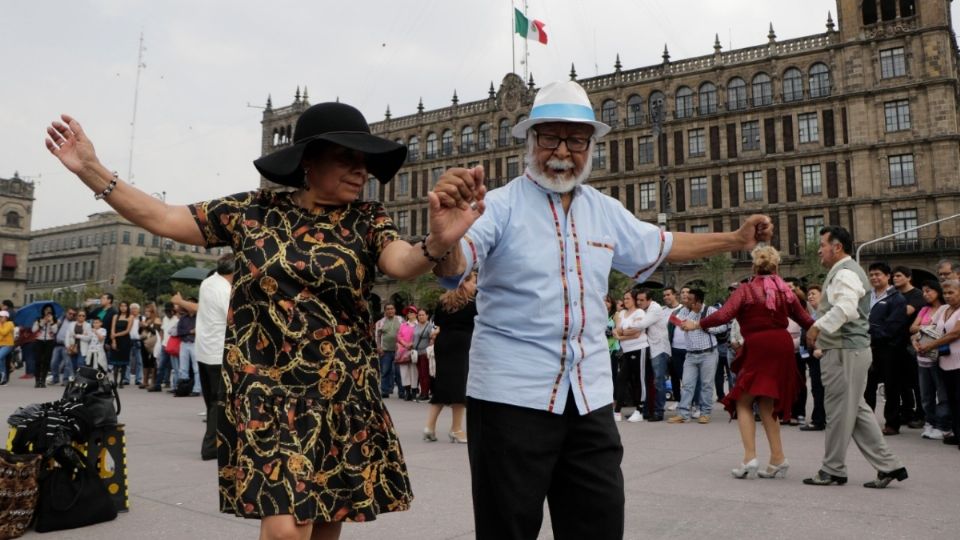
[792,353,808,419]
[938,367,960,448]
[35,340,55,383]
[804,355,826,426]
[615,348,645,412]
[669,347,686,401]
[198,362,222,458]
[865,345,903,429]
[467,394,624,540]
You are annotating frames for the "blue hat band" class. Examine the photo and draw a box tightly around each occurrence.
[529,103,596,122]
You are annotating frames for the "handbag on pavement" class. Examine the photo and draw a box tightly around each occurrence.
[0,449,42,539]
[33,448,117,532]
[62,363,120,428]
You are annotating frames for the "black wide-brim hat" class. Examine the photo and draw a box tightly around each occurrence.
[254,102,406,187]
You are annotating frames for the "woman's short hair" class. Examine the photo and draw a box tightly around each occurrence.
[942,279,960,291]
[751,245,781,274]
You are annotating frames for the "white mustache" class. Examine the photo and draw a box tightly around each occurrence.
[545,158,575,171]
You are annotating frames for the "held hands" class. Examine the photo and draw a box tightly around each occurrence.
[45,114,101,175]
[735,215,775,251]
[680,320,699,331]
[806,326,820,349]
[426,166,486,252]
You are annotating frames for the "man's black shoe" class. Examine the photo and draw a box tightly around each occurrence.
[802,470,847,486]
[906,419,925,430]
[863,467,908,489]
[799,424,825,431]
[943,435,959,445]
[189,392,200,397]
[647,414,664,422]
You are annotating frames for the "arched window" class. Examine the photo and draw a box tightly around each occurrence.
[626,95,643,126]
[408,136,420,162]
[698,82,717,115]
[809,63,831,98]
[727,78,747,110]
[675,87,693,119]
[648,91,666,123]
[460,126,475,153]
[601,99,618,127]
[272,128,280,146]
[783,68,803,102]
[751,73,773,106]
[478,123,491,149]
[425,132,438,159]
[441,129,454,155]
[4,211,21,229]
[498,119,512,146]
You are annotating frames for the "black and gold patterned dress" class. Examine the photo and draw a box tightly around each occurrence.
[188,190,413,523]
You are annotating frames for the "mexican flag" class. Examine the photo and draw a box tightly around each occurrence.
[514,8,548,45]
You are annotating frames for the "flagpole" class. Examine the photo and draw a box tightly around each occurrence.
[523,0,529,80]
[511,1,516,75]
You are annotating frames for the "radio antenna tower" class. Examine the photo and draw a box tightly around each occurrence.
[127,31,146,184]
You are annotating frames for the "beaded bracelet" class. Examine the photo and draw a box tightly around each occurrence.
[420,234,451,264]
[94,172,119,200]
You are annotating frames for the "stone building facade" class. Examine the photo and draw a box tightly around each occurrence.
[259,0,960,290]
[0,173,35,305]
[25,212,228,304]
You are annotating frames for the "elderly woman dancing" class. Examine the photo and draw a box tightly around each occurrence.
[682,246,813,478]
[45,103,485,540]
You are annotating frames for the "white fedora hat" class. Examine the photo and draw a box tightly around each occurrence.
[512,80,610,139]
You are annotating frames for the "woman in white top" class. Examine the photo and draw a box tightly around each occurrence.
[916,279,960,450]
[613,289,649,422]
[64,311,94,372]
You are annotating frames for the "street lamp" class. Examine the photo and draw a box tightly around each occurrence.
[650,97,672,288]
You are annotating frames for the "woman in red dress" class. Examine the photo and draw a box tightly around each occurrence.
[682,246,813,479]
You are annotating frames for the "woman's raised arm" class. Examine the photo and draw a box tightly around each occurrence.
[46,115,205,246]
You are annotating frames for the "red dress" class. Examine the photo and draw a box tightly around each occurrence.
[699,276,815,420]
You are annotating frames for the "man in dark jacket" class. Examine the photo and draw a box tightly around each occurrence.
[864,262,908,435]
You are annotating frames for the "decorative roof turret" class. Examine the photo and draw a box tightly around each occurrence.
[569,63,577,80]
[614,53,622,72]
[662,44,670,64]
[826,11,835,32]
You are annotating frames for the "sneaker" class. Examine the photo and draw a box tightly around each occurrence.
[692,408,701,419]
[613,412,623,422]
[921,424,932,438]
[667,415,689,424]
[697,415,711,424]
[667,402,678,411]
[924,428,945,440]
[796,415,806,425]
[627,410,644,423]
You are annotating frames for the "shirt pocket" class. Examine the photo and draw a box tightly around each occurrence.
[583,236,615,294]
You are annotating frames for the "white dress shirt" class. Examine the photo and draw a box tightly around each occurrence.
[195,273,232,366]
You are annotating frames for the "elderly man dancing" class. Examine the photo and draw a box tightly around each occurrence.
[423,80,775,540]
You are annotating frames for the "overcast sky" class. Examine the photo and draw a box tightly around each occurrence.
[3,0,956,230]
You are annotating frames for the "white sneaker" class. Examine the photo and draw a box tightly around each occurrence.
[921,424,932,438]
[692,408,702,419]
[627,410,644,423]
[667,403,678,411]
[924,428,945,440]
[613,412,622,422]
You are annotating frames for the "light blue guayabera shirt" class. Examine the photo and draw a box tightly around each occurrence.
[443,174,673,415]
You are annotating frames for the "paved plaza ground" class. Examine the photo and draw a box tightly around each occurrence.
[2,375,958,539]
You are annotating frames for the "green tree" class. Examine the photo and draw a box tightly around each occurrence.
[798,240,826,285]
[608,270,633,302]
[396,274,446,312]
[702,254,733,305]
[122,252,198,302]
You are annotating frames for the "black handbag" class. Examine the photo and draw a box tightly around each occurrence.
[62,364,120,427]
[34,448,117,533]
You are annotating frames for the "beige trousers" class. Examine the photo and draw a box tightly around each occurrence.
[820,348,903,477]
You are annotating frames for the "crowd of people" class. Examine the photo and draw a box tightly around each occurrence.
[40,78,958,539]
[607,245,960,478]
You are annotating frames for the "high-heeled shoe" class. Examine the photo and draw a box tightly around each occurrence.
[731,458,759,479]
[448,431,468,444]
[422,428,437,442]
[758,459,790,479]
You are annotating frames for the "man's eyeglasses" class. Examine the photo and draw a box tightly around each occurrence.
[534,132,591,152]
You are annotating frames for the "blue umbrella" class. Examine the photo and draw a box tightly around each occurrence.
[12,301,65,328]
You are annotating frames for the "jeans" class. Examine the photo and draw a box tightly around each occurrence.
[49,345,72,382]
[178,342,201,393]
[669,348,685,401]
[651,352,670,415]
[155,348,177,389]
[379,351,396,396]
[128,340,143,384]
[0,346,13,383]
[22,342,35,376]
[678,350,718,418]
[918,365,951,432]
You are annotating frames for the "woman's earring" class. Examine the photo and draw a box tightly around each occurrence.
[302,168,310,190]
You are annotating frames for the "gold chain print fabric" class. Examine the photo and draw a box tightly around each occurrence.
[189,190,412,523]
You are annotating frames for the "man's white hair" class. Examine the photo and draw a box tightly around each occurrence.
[524,128,595,193]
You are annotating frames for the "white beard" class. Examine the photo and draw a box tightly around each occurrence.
[525,137,594,194]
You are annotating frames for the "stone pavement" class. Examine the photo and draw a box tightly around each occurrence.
[2,375,958,539]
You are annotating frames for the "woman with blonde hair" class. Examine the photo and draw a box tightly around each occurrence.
[682,246,814,478]
[424,272,477,443]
